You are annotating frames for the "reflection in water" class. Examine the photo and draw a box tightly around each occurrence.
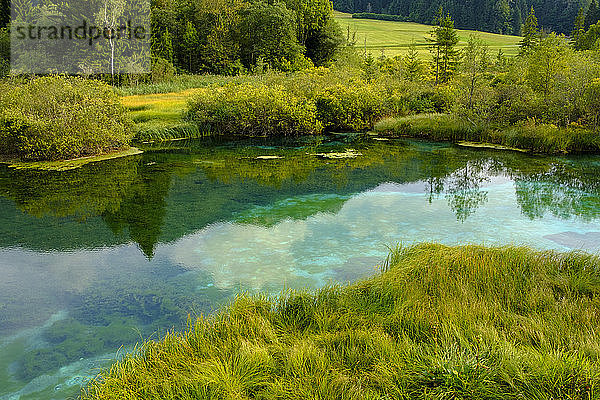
[444,160,490,222]
[1,136,600,399]
[2,138,599,255]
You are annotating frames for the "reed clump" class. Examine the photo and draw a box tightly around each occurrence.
[375,114,600,154]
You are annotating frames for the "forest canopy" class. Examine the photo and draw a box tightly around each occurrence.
[0,0,343,76]
[150,0,342,74]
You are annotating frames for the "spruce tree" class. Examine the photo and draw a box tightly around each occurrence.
[183,21,199,72]
[512,8,522,36]
[430,8,459,84]
[585,0,600,29]
[0,0,8,29]
[572,7,586,50]
[403,43,422,81]
[519,6,539,54]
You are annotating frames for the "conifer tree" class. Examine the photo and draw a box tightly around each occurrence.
[183,21,199,72]
[572,7,586,50]
[0,0,8,28]
[512,8,522,35]
[430,8,459,84]
[519,6,539,54]
[585,0,600,29]
[403,42,422,81]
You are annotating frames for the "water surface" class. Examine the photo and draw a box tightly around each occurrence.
[1,135,599,399]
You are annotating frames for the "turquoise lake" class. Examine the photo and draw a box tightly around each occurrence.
[1,135,600,399]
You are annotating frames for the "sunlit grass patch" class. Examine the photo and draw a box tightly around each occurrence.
[121,89,209,140]
[334,11,521,58]
[83,243,600,400]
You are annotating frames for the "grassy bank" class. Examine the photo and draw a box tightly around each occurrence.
[83,243,600,399]
[124,69,406,140]
[122,89,208,141]
[375,114,600,154]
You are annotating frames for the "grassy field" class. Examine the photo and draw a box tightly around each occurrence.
[83,243,600,399]
[334,11,522,58]
[120,75,261,140]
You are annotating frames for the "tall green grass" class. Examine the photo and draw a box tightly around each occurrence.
[375,114,600,154]
[83,243,600,399]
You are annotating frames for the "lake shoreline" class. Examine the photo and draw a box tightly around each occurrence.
[82,243,600,399]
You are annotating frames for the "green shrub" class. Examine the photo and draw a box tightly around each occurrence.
[0,76,133,161]
[408,86,456,114]
[151,57,176,83]
[315,84,385,131]
[185,83,323,136]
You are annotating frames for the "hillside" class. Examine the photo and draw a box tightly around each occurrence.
[333,11,522,58]
[333,0,587,35]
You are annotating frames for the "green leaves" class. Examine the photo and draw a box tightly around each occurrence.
[186,83,323,136]
[0,76,134,161]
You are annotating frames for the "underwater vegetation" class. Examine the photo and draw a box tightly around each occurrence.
[83,243,600,399]
[14,272,232,382]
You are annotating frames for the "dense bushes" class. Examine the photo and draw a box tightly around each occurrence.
[142,34,599,149]
[186,84,323,136]
[83,244,600,399]
[0,77,133,161]
[181,67,463,136]
[315,84,385,131]
[184,69,412,135]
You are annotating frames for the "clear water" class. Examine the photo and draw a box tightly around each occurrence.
[1,135,600,399]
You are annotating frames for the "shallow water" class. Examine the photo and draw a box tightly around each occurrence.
[1,135,600,399]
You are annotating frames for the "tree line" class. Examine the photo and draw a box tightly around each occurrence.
[0,0,344,77]
[150,0,344,75]
[333,0,590,35]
